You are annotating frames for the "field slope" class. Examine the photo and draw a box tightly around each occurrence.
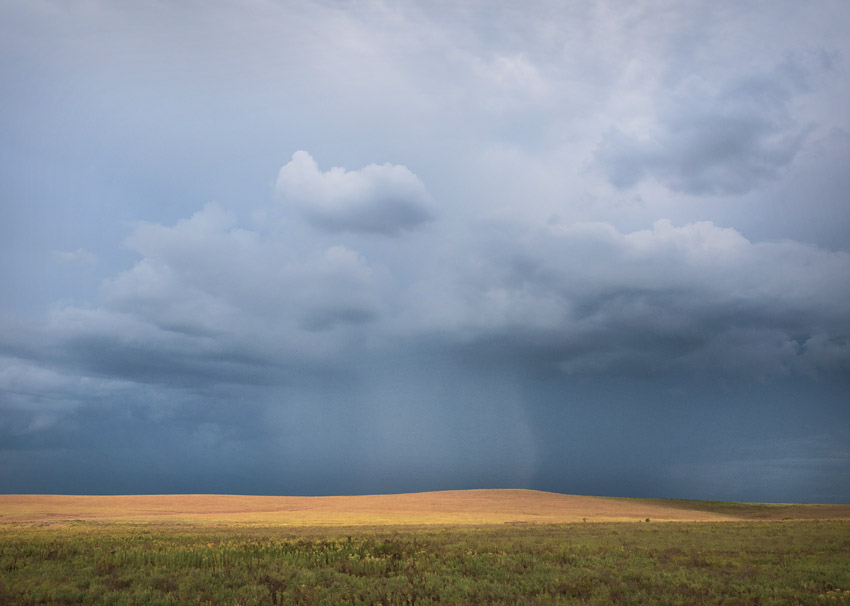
[2,489,848,525]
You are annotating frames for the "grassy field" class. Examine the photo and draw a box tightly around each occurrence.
[1,490,849,605]
[3,490,849,525]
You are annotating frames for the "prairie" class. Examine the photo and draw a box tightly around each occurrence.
[2,490,849,605]
[2,489,849,525]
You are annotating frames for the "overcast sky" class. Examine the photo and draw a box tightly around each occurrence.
[2,0,849,503]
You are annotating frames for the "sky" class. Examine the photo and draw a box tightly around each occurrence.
[1,0,849,503]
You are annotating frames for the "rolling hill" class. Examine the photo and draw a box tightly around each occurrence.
[2,489,849,526]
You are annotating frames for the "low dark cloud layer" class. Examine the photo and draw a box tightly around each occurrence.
[1,0,849,502]
[10,206,847,391]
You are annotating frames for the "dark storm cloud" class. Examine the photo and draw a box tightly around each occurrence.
[408,219,850,376]
[2,0,850,501]
[58,332,280,389]
[14,210,850,391]
[3,154,850,500]
[595,61,811,195]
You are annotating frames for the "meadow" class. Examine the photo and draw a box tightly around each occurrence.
[1,491,849,605]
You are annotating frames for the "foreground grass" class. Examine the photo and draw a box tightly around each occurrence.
[1,521,849,605]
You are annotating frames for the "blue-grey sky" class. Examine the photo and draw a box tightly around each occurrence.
[2,0,849,503]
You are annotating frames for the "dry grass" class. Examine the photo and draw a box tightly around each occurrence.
[2,489,848,526]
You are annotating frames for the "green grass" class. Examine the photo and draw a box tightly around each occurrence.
[624,497,849,520]
[2,521,849,605]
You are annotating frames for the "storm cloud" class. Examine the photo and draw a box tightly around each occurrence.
[1,0,849,502]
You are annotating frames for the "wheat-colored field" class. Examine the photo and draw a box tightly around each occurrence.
[2,489,848,526]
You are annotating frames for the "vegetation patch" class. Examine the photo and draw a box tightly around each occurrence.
[1,520,848,605]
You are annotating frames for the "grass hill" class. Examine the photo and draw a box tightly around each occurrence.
[2,489,848,525]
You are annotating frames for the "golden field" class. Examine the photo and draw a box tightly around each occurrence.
[2,489,848,526]
[3,490,849,604]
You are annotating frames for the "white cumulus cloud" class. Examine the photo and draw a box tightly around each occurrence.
[275,151,433,235]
